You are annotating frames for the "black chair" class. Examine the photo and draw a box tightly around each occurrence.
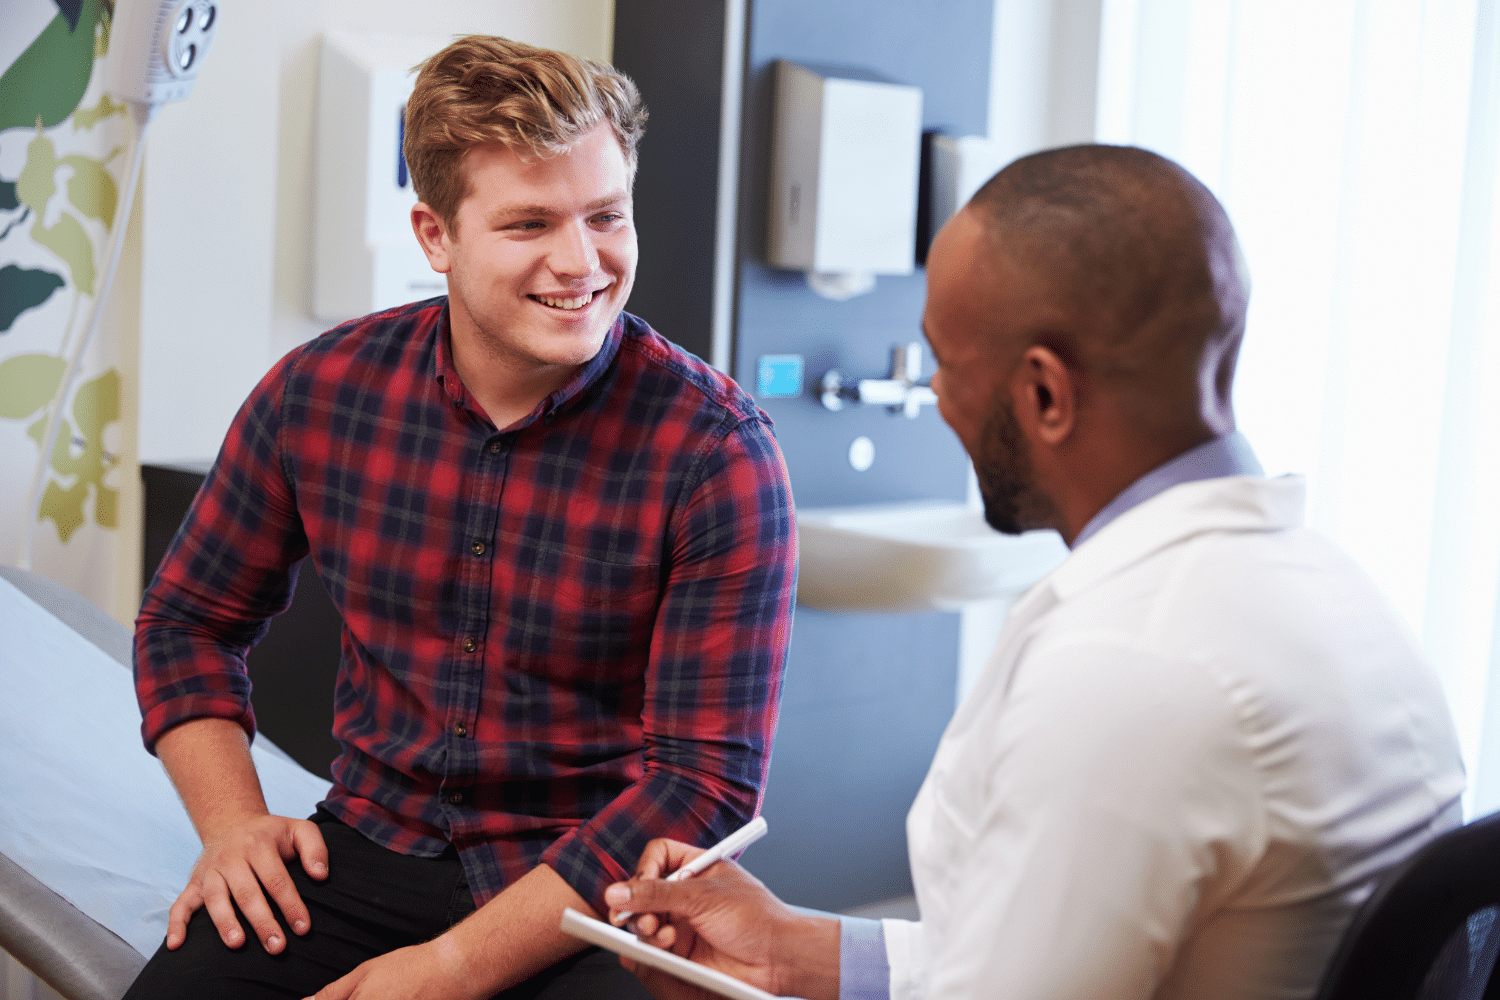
[1314,809,1500,1000]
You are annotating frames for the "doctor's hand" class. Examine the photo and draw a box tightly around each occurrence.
[604,839,841,1000]
[168,812,328,955]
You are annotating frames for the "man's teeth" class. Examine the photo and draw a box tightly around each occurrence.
[534,292,594,310]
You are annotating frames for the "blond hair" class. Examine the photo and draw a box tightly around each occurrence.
[403,35,647,225]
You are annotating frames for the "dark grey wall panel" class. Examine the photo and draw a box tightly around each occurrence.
[613,0,733,363]
[745,608,961,910]
[733,0,992,910]
[612,0,993,912]
[733,0,991,507]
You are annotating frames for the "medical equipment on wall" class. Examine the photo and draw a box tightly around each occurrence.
[16,0,220,571]
[312,31,450,323]
[766,60,923,301]
[925,133,1002,254]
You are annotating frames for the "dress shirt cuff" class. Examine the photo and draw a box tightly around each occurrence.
[839,915,891,1000]
[881,918,927,1000]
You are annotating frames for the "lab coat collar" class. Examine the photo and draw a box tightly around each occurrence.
[952,475,1307,734]
[1046,474,1306,603]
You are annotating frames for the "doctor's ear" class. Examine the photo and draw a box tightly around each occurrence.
[411,203,452,273]
[1013,345,1075,447]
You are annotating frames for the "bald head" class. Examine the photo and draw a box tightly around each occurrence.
[967,144,1248,437]
[922,145,1252,542]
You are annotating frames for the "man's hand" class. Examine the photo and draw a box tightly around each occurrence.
[167,813,328,954]
[603,838,840,1000]
[304,936,486,1000]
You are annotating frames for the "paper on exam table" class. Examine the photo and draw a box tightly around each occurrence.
[0,576,332,957]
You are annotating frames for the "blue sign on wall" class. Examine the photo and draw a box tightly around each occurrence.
[756,354,804,397]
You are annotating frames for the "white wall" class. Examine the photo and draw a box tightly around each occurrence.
[137,0,614,464]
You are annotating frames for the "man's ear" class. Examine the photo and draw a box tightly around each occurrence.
[411,203,452,273]
[1012,345,1075,447]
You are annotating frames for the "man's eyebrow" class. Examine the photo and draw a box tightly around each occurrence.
[487,192,630,223]
[585,192,630,212]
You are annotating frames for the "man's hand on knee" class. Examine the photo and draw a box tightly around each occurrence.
[167,814,329,954]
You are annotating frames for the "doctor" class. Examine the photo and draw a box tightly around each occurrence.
[602,145,1467,999]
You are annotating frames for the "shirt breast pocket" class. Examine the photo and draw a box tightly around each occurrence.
[925,735,987,847]
[508,545,663,685]
[909,763,981,914]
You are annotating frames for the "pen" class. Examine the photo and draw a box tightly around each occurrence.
[614,815,769,923]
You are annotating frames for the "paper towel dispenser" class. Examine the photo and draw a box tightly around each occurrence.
[766,61,923,300]
[313,31,451,323]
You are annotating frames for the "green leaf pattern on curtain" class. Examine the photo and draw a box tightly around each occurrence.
[0,0,123,543]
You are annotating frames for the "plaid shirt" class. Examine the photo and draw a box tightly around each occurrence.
[134,300,796,913]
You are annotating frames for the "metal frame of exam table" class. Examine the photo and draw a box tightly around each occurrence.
[0,567,305,1000]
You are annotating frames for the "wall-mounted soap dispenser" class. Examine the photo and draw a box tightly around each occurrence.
[767,61,923,301]
[313,31,450,323]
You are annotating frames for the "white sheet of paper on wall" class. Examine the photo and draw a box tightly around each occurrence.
[313,31,453,323]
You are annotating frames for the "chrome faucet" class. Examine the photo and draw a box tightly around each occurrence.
[820,343,939,419]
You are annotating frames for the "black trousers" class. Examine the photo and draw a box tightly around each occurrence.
[122,810,652,999]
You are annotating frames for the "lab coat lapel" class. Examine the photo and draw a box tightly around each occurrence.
[946,474,1305,740]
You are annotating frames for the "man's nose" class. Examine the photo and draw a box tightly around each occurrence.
[549,220,600,277]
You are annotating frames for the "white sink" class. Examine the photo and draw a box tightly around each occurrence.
[795,500,1067,613]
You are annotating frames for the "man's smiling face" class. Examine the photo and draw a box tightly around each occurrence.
[421,123,637,377]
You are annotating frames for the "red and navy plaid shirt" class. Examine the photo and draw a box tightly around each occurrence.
[134,299,796,913]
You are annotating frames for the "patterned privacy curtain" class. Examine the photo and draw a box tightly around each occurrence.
[1096,0,1500,812]
[0,0,140,622]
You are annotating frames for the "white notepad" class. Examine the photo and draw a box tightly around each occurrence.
[559,908,789,1000]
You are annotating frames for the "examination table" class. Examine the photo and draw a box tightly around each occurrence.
[0,567,331,1000]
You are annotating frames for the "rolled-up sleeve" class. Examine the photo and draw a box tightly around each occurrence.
[541,416,797,909]
[133,351,308,753]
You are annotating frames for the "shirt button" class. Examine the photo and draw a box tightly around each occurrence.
[462,638,477,653]
[488,441,501,454]
[471,541,486,556]
[447,791,465,805]
[453,722,467,737]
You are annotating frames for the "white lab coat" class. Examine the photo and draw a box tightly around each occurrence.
[884,475,1466,1000]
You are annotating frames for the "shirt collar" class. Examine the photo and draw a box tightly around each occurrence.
[541,313,627,422]
[1071,431,1264,549]
[1043,472,1305,604]
[431,303,627,429]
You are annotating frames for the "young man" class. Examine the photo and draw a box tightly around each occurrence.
[127,37,796,1000]
[604,146,1466,1000]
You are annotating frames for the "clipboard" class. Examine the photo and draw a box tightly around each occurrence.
[559,907,788,1000]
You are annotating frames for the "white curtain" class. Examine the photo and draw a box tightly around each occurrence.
[1095,0,1500,813]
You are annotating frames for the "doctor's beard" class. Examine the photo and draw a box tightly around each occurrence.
[973,398,1060,536]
